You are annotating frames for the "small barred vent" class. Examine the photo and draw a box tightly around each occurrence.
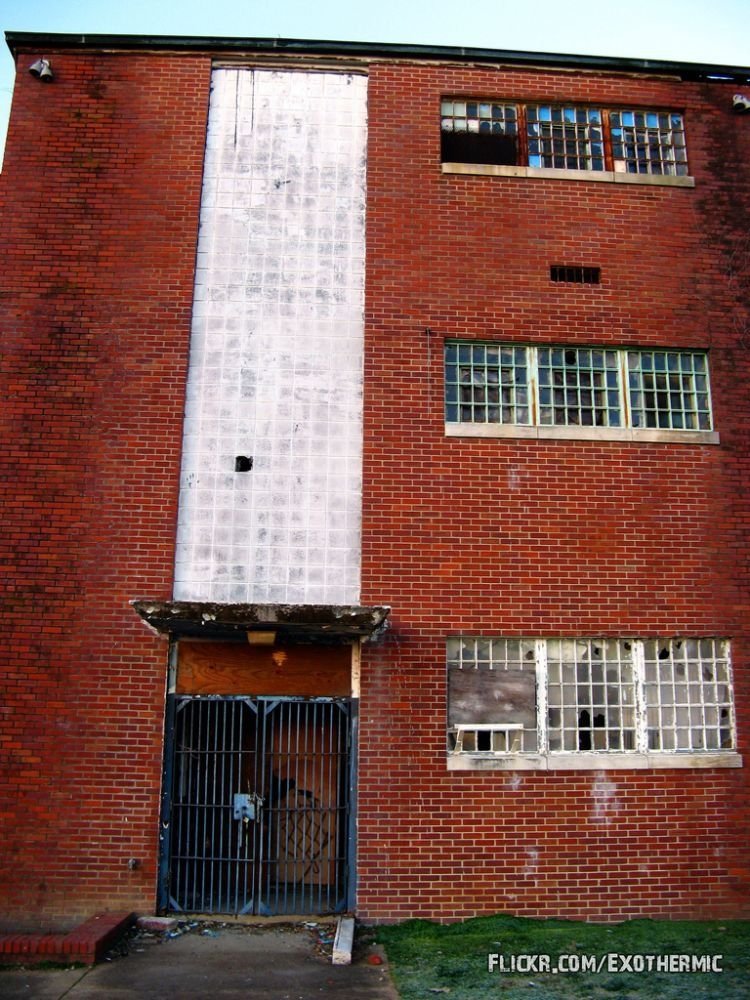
[550,265,601,284]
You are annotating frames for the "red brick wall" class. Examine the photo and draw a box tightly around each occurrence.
[358,62,750,921]
[1,46,748,930]
[0,50,210,930]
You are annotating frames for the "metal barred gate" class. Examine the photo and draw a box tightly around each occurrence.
[159,696,355,916]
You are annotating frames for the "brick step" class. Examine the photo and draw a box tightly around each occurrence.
[0,912,134,966]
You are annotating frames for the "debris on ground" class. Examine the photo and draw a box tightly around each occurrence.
[103,917,344,964]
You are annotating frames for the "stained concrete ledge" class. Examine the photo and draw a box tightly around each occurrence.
[132,599,391,644]
[0,913,135,966]
[332,916,355,965]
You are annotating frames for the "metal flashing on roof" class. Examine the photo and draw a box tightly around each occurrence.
[5,31,750,83]
[132,599,390,644]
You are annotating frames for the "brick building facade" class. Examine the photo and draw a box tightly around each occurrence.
[1,32,748,931]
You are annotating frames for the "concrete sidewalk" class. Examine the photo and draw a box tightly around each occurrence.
[0,921,399,999]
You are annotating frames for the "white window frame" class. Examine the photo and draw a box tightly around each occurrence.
[447,637,741,771]
[445,342,720,445]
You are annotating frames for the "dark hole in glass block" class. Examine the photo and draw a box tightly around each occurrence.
[235,456,253,472]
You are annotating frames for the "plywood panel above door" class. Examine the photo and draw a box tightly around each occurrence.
[176,642,352,697]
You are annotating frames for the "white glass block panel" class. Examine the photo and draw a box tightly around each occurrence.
[174,69,367,604]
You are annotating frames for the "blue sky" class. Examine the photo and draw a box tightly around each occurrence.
[2,0,749,163]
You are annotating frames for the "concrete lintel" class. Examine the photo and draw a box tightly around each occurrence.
[132,600,390,645]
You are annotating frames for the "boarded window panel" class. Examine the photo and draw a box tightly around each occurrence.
[448,666,536,729]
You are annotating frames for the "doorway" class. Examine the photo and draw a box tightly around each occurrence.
[160,695,354,916]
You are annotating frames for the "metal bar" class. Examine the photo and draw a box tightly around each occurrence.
[345,699,357,912]
[157,646,179,912]
[296,700,303,913]
[229,700,239,914]
[205,701,214,911]
[259,700,273,914]
[176,701,189,911]
[247,699,263,913]
[327,701,336,912]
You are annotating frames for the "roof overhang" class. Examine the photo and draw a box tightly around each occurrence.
[132,599,390,645]
[5,31,750,83]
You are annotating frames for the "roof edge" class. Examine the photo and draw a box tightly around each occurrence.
[5,31,750,82]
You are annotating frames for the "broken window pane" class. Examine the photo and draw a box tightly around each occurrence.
[449,637,734,760]
[643,638,734,751]
[526,104,605,170]
[546,638,636,752]
[611,108,688,176]
[441,99,519,165]
[442,99,690,177]
[538,346,621,427]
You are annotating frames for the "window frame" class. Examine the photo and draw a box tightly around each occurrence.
[444,341,719,445]
[447,637,741,771]
[440,98,694,188]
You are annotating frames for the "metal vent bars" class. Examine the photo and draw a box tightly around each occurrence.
[550,265,601,284]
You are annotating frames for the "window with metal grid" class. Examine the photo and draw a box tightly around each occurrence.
[444,341,531,425]
[440,99,518,165]
[447,637,735,760]
[538,347,622,427]
[644,639,733,751]
[546,639,636,752]
[445,342,713,436]
[440,99,690,178]
[611,110,689,176]
[527,105,605,170]
[627,350,712,430]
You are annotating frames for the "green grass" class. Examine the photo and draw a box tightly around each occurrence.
[374,914,750,999]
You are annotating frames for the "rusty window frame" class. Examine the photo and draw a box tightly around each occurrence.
[526,104,606,171]
[440,99,689,176]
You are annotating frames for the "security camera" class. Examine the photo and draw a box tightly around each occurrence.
[733,93,750,113]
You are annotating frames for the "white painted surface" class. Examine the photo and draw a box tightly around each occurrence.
[174,69,367,604]
[332,916,354,965]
